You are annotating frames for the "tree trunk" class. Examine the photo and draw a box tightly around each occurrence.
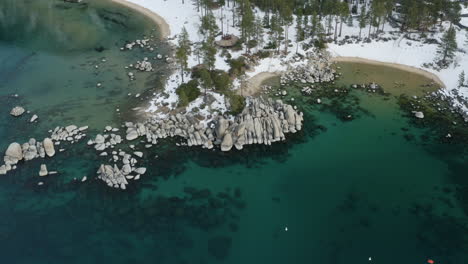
[368,15,372,38]
[359,27,362,39]
[334,19,338,43]
[339,19,344,37]
[181,66,184,83]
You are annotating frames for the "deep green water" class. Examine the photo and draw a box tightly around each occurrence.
[1,1,468,264]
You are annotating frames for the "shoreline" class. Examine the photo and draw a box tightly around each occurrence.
[240,56,447,97]
[109,0,171,39]
[331,56,446,88]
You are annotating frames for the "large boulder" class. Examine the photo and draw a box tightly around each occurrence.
[39,164,48,177]
[215,118,229,141]
[221,133,233,152]
[10,106,25,117]
[5,143,23,161]
[126,129,139,141]
[43,138,55,157]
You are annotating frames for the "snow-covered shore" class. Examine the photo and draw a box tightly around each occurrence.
[116,0,468,116]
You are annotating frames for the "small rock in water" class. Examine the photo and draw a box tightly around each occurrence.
[38,182,44,186]
[81,176,87,182]
[413,111,424,119]
[133,151,143,158]
[30,114,38,122]
[39,164,48,177]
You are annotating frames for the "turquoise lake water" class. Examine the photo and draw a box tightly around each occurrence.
[0,0,467,263]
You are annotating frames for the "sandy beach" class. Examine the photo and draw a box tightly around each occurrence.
[332,56,446,88]
[110,0,171,39]
[239,72,280,97]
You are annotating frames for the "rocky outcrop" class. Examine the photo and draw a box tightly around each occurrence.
[124,98,303,152]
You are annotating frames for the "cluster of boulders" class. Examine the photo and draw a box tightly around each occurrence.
[0,125,88,176]
[281,52,336,85]
[0,138,55,175]
[97,163,146,190]
[88,131,122,152]
[124,98,303,152]
[122,39,151,51]
[134,58,154,72]
[50,125,88,144]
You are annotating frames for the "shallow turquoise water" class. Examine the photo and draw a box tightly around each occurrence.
[0,1,467,264]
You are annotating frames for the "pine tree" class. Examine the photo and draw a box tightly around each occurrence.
[199,11,219,40]
[202,35,217,70]
[338,1,349,37]
[199,68,213,99]
[302,15,309,39]
[347,15,353,27]
[459,70,466,88]
[270,14,283,52]
[262,13,270,28]
[437,26,457,67]
[310,11,319,39]
[295,13,304,53]
[175,27,191,83]
[280,2,293,53]
[254,14,265,51]
[465,30,468,46]
[241,0,255,52]
[358,5,367,39]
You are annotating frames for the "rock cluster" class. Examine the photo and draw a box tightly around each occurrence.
[123,39,150,50]
[0,125,87,175]
[88,133,122,151]
[125,98,303,152]
[1,138,53,175]
[97,164,147,190]
[50,125,88,143]
[10,106,25,117]
[134,57,154,72]
[281,52,336,85]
